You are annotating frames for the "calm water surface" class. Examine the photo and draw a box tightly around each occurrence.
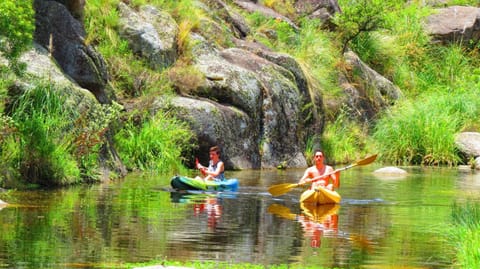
[1,165,480,268]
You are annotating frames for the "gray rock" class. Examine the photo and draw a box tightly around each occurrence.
[117,2,178,70]
[34,0,109,103]
[425,6,480,44]
[455,132,480,159]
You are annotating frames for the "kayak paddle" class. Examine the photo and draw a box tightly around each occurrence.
[268,154,377,197]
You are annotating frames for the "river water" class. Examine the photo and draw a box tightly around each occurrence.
[1,165,479,268]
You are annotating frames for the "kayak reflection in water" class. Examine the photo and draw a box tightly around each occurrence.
[268,203,339,248]
[298,203,339,248]
[196,146,225,182]
[170,192,223,230]
[193,197,222,229]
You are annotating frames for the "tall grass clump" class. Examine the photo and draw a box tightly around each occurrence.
[115,112,194,174]
[344,2,432,94]
[373,89,480,165]
[7,85,80,186]
[294,19,342,98]
[321,108,370,164]
[418,45,473,92]
[0,83,121,187]
[448,201,480,269]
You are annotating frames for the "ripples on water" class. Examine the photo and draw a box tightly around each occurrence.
[0,166,478,268]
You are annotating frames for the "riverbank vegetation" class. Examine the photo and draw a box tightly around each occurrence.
[82,0,480,168]
[1,2,480,177]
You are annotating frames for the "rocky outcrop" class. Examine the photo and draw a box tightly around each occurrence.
[117,2,178,70]
[26,0,402,173]
[339,51,402,122]
[425,6,480,45]
[154,34,310,169]
[34,0,110,104]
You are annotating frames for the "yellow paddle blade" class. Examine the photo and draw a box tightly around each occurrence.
[353,154,378,166]
[267,204,297,220]
[268,183,299,197]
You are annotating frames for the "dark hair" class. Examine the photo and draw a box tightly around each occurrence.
[210,146,221,156]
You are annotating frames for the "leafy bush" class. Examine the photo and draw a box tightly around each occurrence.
[334,0,396,53]
[0,0,34,73]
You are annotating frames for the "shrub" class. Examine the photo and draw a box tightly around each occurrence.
[0,0,34,74]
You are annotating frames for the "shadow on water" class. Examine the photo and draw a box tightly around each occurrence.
[0,166,473,268]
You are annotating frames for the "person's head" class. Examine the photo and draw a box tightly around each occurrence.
[209,146,221,160]
[313,150,324,162]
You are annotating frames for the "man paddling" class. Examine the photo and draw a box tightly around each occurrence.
[299,150,340,191]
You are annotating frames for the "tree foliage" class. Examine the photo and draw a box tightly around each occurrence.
[334,0,396,53]
[0,0,35,72]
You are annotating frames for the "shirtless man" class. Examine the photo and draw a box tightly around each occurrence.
[299,150,339,191]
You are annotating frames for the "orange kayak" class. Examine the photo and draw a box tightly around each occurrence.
[300,187,341,205]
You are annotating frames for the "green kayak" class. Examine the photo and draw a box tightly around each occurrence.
[170,175,239,192]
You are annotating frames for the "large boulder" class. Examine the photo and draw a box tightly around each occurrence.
[33,0,110,104]
[338,51,402,122]
[425,6,480,44]
[117,2,178,70]
[455,132,480,159]
[154,34,310,169]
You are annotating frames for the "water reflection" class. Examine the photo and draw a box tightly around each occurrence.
[170,192,224,230]
[0,167,466,268]
[268,203,339,248]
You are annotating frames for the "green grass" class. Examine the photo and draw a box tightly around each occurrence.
[7,84,81,185]
[321,108,371,164]
[0,83,122,187]
[448,201,480,268]
[114,111,194,174]
[372,90,480,165]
